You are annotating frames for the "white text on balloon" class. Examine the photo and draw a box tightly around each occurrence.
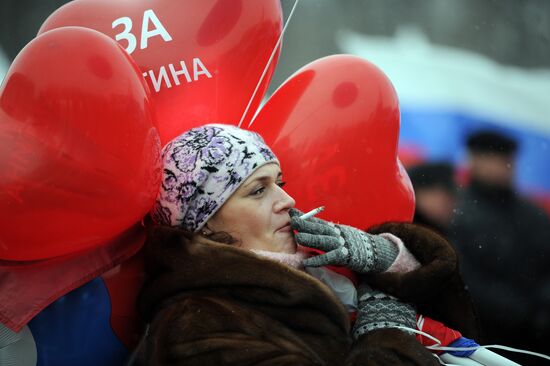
[143,58,213,93]
[112,9,172,54]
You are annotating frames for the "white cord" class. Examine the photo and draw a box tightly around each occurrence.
[390,315,550,364]
[477,345,550,361]
[239,0,300,129]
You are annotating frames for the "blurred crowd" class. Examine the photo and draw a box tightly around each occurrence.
[407,129,550,364]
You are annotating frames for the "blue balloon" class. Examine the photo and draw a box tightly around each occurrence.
[28,278,129,366]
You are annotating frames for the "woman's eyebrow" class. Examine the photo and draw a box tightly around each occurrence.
[242,172,282,189]
[242,176,270,189]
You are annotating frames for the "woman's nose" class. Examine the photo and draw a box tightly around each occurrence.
[274,185,295,212]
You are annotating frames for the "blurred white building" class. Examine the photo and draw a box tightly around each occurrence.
[0,47,9,83]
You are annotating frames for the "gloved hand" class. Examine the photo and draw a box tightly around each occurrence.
[352,283,417,338]
[289,208,399,273]
[346,329,439,366]
[346,284,438,366]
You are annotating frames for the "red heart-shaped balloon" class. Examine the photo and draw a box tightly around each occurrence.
[40,0,283,146]
[251,55,414,230]
[0,27,160,260]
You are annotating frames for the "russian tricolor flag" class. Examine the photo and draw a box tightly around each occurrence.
[338,26,550,213]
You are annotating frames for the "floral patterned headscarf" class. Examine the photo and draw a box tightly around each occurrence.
[151,124,278,232]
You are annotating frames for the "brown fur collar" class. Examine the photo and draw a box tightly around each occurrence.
[139,225,350,334]
[137,226,354,365]
[367,222,480,339]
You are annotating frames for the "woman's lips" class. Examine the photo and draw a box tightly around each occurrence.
[277,224,292,232]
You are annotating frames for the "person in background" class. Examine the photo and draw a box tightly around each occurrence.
[408,162,457,237]
[450,129,550,364]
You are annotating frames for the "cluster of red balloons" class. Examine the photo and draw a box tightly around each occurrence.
[1,0,284,260]
[1,0,413,266]
[1,0,414,261]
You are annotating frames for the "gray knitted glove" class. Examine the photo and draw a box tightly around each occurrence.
[352,283,417,339]
[289,208,399,273]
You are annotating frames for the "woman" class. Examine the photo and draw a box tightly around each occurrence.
[137,124,478,365]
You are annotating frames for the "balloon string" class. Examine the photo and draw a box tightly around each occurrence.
[239,0,300,129]
[391,315,550,364]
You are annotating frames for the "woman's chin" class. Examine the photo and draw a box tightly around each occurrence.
[277,236,297,254]
[245,234,297,254]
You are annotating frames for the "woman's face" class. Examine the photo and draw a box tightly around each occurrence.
[206,163,297,253]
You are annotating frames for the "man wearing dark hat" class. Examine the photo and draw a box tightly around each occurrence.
[408,162,456,237]
[450,130,550,364]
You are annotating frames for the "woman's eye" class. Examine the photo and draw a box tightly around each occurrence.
[277,181,286,188]
[251,186,265,196]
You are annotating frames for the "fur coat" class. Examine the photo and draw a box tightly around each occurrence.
[136,223,479,366]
